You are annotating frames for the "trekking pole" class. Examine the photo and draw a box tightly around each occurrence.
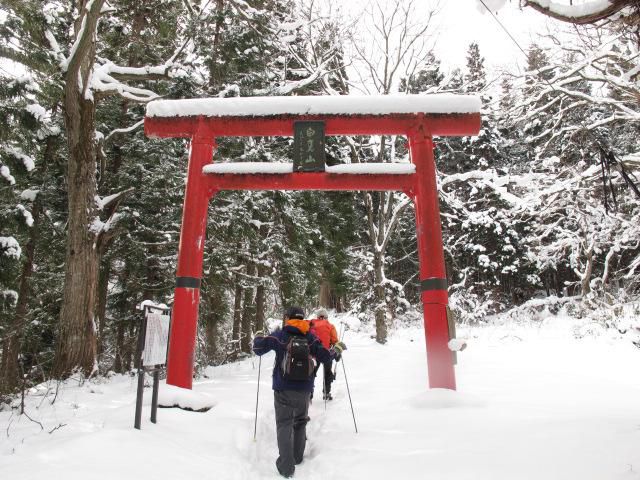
[324,367,328,411]
[335,326,348,377]
[253,355,262,441]
[340,356,358,433]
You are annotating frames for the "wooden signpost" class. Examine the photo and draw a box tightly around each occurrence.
[134,303,171,430]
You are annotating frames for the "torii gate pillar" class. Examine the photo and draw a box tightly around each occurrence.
[166,131,216,388]
[409,125,455,389]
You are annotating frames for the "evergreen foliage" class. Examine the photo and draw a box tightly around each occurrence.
[0,0,639,394]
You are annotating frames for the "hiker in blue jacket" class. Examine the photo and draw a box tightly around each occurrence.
[253,306,346,478]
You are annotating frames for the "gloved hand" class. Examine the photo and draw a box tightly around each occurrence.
[334,341,347,352]
[253,330,265,338]
[331,341,346,361]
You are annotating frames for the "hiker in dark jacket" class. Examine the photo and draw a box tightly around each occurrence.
[253,306,345,478]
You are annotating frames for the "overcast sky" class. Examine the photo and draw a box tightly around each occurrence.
[339,0,559,91]
[0,0,558,86]
[435,0,554,72]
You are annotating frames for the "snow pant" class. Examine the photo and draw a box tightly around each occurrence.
[320,360,334,395]
[313,360,334,396]
[274,390,311,478]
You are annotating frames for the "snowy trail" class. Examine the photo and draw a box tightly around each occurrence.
[2,316,640,479]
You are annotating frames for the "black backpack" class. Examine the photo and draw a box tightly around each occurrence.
[281,334,315,381]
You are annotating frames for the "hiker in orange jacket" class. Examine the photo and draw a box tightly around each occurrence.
[310,308,339,400]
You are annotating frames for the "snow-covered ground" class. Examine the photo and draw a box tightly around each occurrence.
[2,314,640,480]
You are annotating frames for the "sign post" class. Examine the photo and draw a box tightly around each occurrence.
[134,303,171,429]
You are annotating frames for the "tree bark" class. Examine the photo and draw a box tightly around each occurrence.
[95,258,110,359]
[209,0,227,89]
[240,262,256,353]
[373,252,388,344]
[232,273,242,340]
[53,0,105,378]
[113,320,125,373]
[143,244,161,299]
[319,278,331,307]
[205,316,221,364]
[54,94,99,376]
[364,189,399,345]
[203,278,226,364]
[254,224,268,334]
[255,264,267,334]
[0,197,41,393]
[581,247,594,296]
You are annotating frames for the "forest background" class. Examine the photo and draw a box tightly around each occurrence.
[0,0,639,397]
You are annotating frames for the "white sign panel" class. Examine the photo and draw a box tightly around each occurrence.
[143,313,171,366]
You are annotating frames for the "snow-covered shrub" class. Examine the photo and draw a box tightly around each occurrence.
[448,286,503,324]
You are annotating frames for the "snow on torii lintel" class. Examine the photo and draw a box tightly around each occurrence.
[202,162,416,175]
[146,94,480,119]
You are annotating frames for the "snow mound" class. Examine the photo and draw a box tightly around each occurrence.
[339,315,362,332]
[158,384,216,412]
[409,388,484,409]
[448,338,468,351]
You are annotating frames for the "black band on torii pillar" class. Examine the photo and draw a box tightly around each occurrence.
[176,276,201,289]
[420,277,448,291]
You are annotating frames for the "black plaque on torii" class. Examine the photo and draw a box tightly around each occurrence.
[293,121,326,172]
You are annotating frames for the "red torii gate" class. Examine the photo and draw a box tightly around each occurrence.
[144,95,481,391]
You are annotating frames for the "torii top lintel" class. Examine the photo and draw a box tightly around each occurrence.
[144,94,481,139]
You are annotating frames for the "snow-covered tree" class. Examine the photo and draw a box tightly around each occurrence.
[0,0,198,378]
[349,0,440,342]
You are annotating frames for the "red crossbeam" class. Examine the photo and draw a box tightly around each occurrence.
[145,113,480,139]
[204,172,416,195]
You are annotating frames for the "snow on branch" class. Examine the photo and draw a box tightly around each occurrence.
[95,188,135,211]
[104,120,144,141]
[2,146,35,171]
[522,0,635,25]
[514,31,640,149]
[44,30,66,66]
[89,62,160,102]
[441,169,524,207]
[0,164,16,185]
[256,60,329,96]
[63,0,105,74]
[0,236,21,259]
[380,195,412,254]
[87,36,193,102]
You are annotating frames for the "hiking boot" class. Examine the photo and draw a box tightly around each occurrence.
[323,393,333,401]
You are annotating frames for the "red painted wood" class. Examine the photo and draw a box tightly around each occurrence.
[409,126,456,390]
[166,135,214,389]
[149,109,479,391]
[145,113,480,139]
[203,172,416,195]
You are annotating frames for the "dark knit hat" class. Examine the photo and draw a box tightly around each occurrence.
[284,306,305,320]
